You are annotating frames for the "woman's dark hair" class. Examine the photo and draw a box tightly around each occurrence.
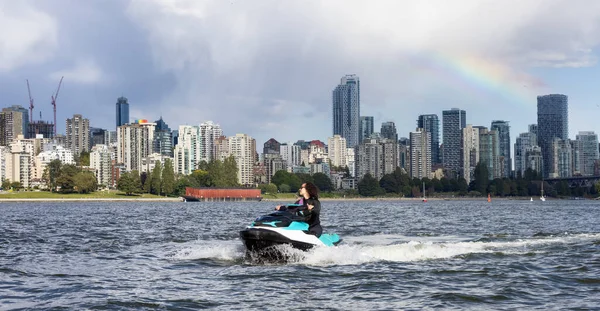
[304,182,319,199]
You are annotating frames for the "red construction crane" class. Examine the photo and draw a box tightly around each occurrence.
[26,79,34,123]
[51,76,63,137]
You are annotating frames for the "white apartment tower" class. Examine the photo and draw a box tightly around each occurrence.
[409,128,432,179]
[327,135,348,167]
[117,121,156,172]
[280,143,302,168]
[462,125,480,185]
[227,134,256,185]
[65,114,90,155]
[173,125,201,175]
[200,121,223,163]
[90,144,112,187]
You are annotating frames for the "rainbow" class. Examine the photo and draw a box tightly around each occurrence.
[411,51,543,106]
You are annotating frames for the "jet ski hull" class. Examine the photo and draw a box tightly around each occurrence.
[240,227,317,252]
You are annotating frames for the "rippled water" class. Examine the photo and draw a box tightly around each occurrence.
[1,199,599,310]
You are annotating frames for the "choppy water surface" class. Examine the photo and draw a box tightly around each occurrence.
[1,199,599,310]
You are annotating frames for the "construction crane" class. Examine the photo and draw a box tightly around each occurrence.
[26,79,34,123]
[51,76,63,137]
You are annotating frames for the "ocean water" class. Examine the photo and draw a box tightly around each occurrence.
[1,199,599,310]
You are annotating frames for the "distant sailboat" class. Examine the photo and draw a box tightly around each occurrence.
[487,193,491,202]
[422,182,427,202]
[540,181,546,202]
[530,197,533,202]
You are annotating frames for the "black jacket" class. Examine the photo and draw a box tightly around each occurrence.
[282,197,322,236]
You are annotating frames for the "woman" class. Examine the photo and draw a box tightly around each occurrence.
[276,182,322,237]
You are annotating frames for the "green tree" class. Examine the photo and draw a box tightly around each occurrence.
[2,179,10,190]
[258,183,277,194]
[130,170,142,193]
[151,161,162,195]
[223,155,239,186]
[191,169,210,187]
[57,164,81,193]
[10,181,22,191]
[42,159,62,192]
[162,159,176,196]
[271,170,291,187]
[142,172,152,193]
[279,183,291,193]
[73,171,97,193]
[473,161,489,195]
[117,172,138,195]
[294,173,314,184]
[78,151,90,166]
[174,175,199,196]
[457,178,468,195]
[313,172,333,192]
[379,167,410,195]
[357,173,385,196]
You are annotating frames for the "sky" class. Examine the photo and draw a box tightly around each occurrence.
[2,0,600,152]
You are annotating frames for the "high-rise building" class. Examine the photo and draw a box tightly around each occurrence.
[200,121,223,163]
[263,138,281,155]
[115,96,130,128]
[551,138,572,178]
[381,121,398,142]
[280,142,302,168]
[479,128,500,180]
[355,138,383,180]
[359,116,374,144]
[333,75,360,147]
[65,114,90,155]
[173,125,201,175]
[491,120,511,178]
[2,106,28,138]
[153,117,173,157]
[514,126,538,177]
[90,144,112,187]
[117,120,156,172]
[417,114,440,165]
[462,125,480,185]
[442,109,466,177]
[227,133,256,186]
[27,121,54,140]
[90,127,107,147]
[327,135,348,168]
[0,110,25,145]
[410,128,431,179]
[574,131,599,176]
[537,94,568,178]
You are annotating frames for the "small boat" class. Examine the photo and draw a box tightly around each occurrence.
[487,193,491,202]
[530,197,533,202]
[422,182,427,202]
[540,181,546,202]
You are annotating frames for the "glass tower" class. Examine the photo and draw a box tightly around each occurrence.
[116,96,130,128]
[537,94,568,178]
[333,75,360,148]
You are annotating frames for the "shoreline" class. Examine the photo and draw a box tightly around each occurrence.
[0,196,592,203]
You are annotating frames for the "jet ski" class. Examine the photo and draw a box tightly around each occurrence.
[239,205,341,261]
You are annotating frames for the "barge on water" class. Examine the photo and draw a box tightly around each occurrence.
[183,187,262,202]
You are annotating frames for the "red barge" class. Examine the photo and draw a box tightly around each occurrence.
[183,187,262,202]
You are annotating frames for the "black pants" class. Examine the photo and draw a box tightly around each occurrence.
[309,225,323,237]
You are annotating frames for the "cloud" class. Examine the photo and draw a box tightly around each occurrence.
[124,0,600,144]
[0,1,58,72]
[50,59,104,84]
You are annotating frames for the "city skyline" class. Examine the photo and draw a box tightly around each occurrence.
[2,1,600,149]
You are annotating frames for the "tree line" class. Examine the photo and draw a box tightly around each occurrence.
[355,162,598,198]
[118,155,239,196]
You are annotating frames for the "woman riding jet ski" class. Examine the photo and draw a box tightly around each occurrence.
[239,183,341,260]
